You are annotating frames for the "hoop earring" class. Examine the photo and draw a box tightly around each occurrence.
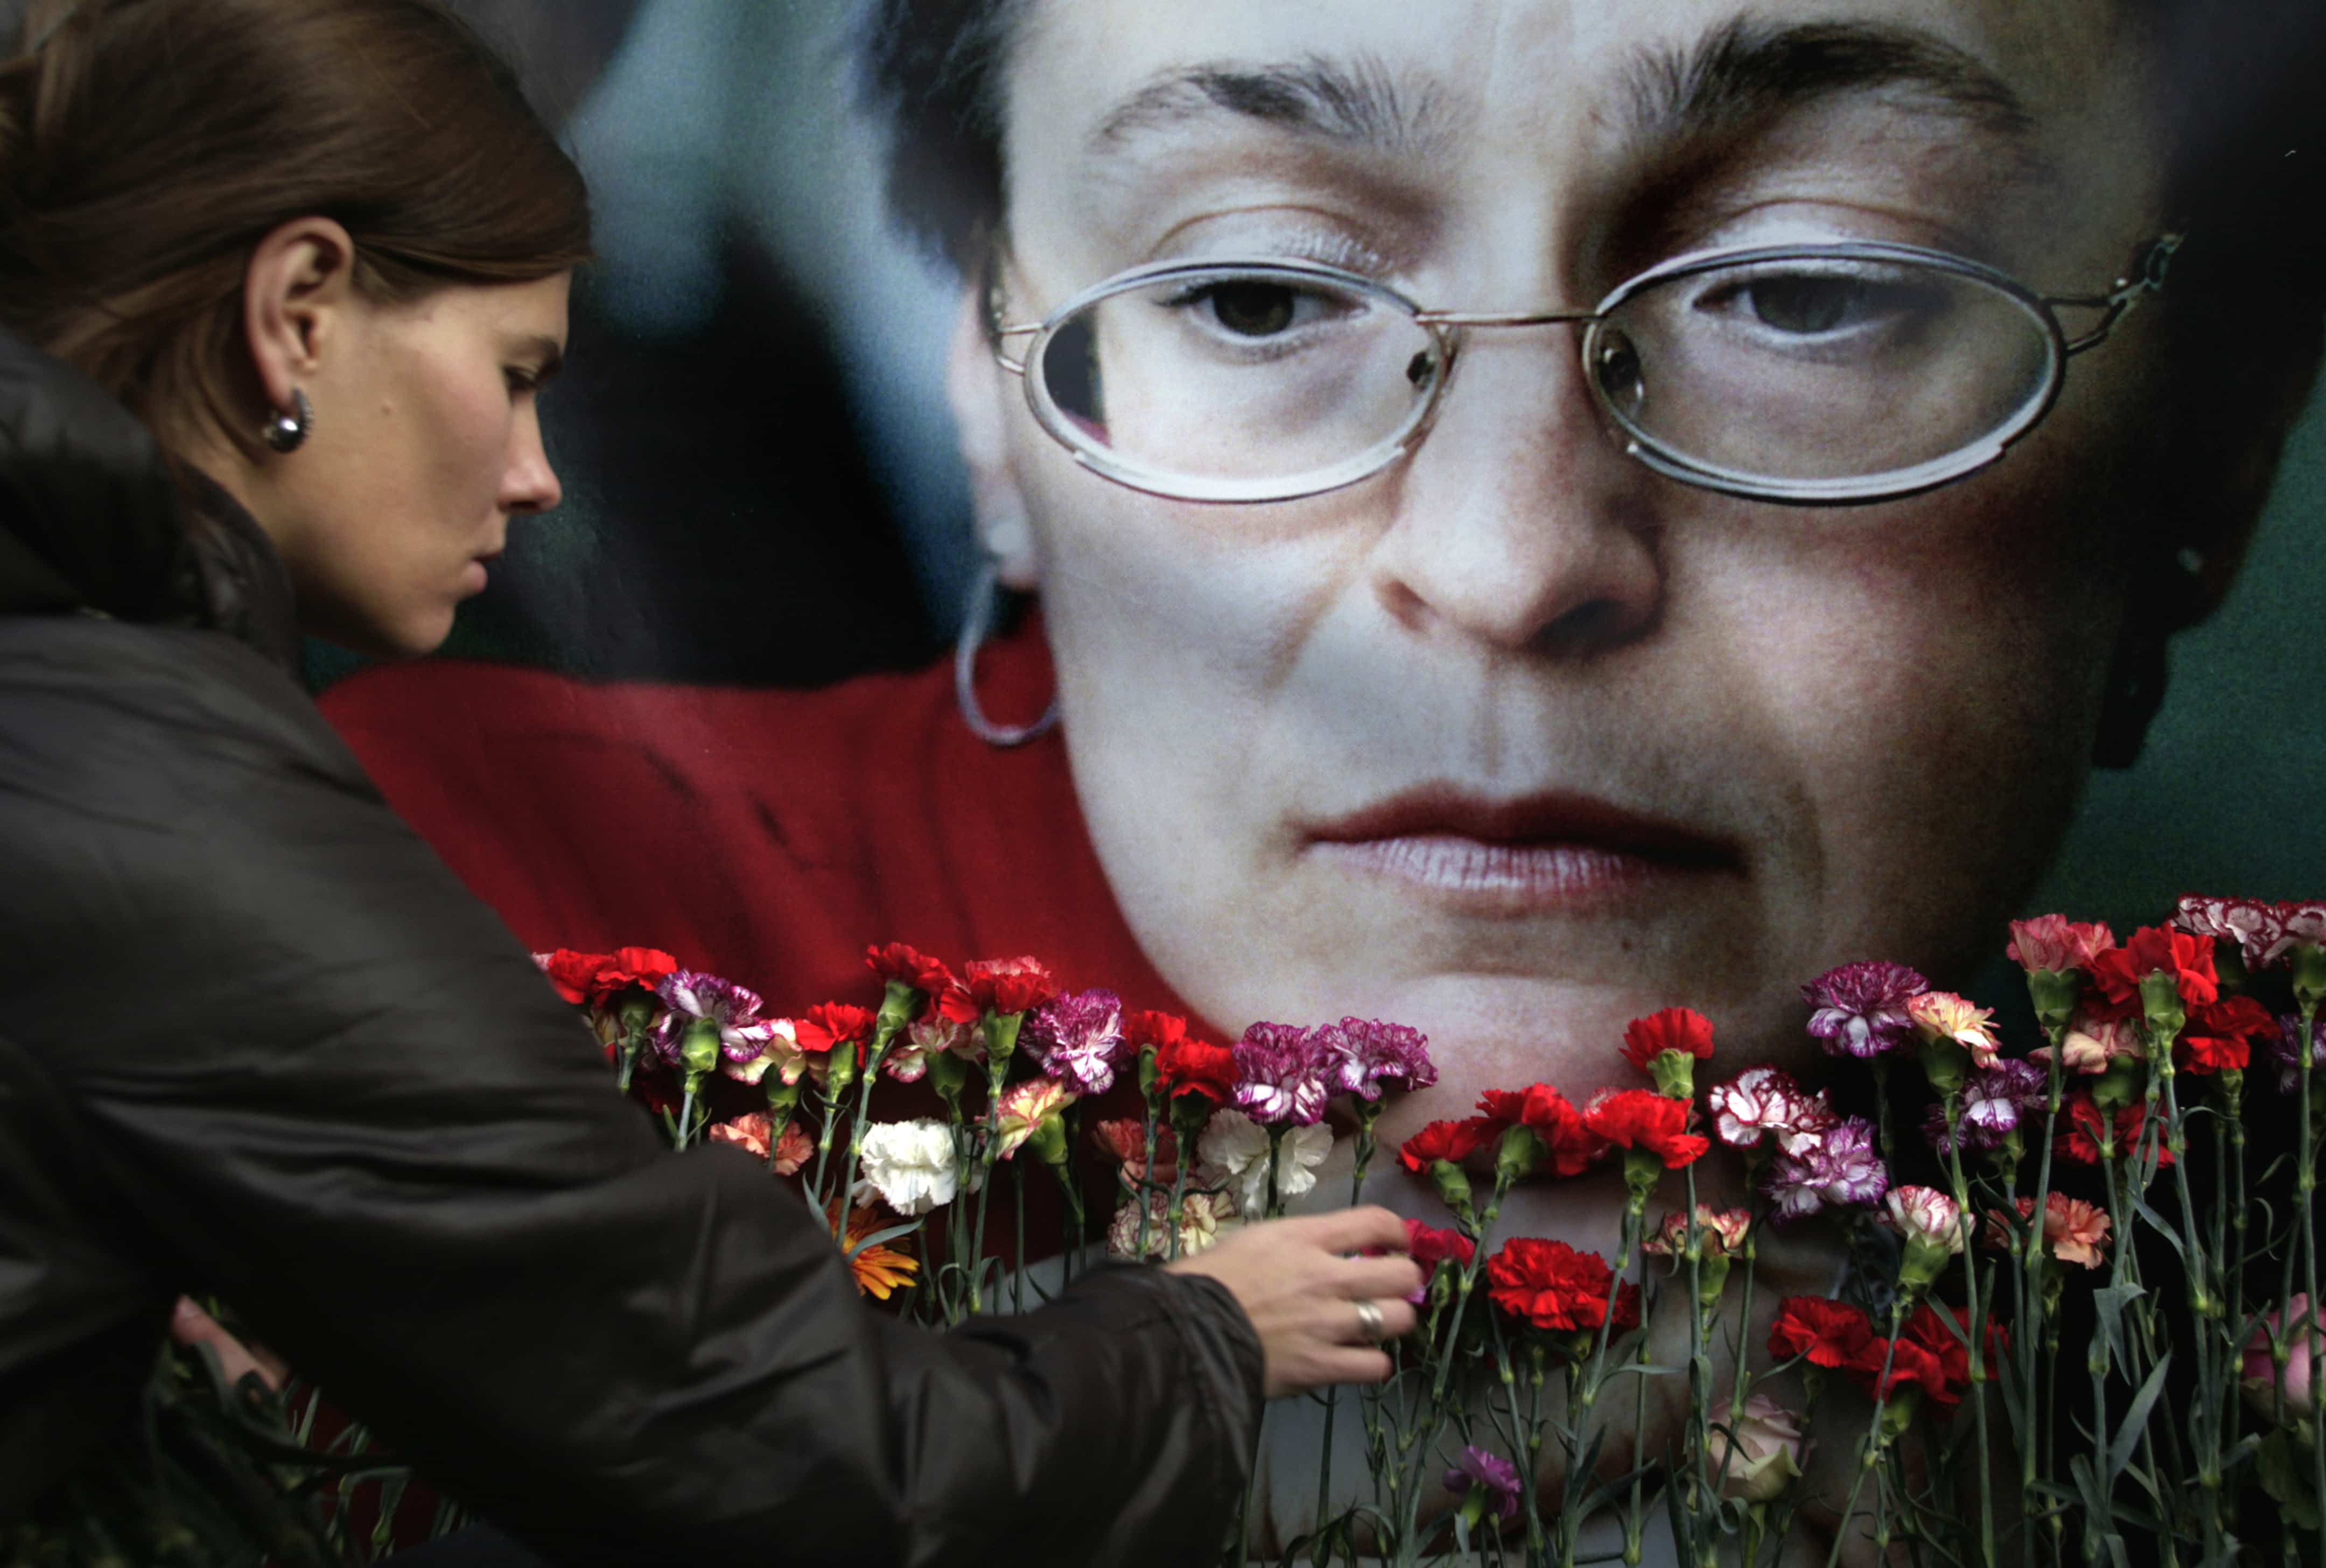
[262,389,313,455]
[955,557,1058,748]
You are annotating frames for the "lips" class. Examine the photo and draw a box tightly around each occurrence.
[1300,786,1739,913]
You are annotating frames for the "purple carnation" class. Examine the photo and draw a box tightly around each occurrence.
[1320,1016,1437,1101]
[2271,1014,2326,1095]
[1802,961,1930,1058]
[653,969,778,1063]
[1764,1115,1888,1221]
[1023,988,1129,1096]
[1232,1022,1332,1126]
[1444,1445,1523,1523]
[1927,1058,2048,1154]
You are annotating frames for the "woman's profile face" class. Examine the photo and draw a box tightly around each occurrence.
[956,0,2176,1120]
[277,272,571,657]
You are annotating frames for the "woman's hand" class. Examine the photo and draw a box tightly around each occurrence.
[1164,1206,1422,1398]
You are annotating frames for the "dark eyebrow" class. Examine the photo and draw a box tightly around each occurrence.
[1626,17,2036,149]
[1090,52,1445,156]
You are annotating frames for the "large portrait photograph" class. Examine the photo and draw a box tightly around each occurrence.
[3,1,2323,1564]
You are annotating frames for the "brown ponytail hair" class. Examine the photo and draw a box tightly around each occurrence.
[0,0,592,458]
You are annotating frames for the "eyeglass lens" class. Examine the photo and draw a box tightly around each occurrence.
[1031,256,2060,501]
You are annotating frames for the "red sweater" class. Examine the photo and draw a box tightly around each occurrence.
[319,627,1192,1022]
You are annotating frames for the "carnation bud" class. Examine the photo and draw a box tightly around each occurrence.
[874,979,917,1040]
[1137,1043,1160,1099]
[2024,969,2079,1031]
[2294,945,2326,1011]
[677,1017,721,1079]
[1621,1145,1664,1199]
[2091,1059,2143,1112]
[925,1049,968,1103]
[2139,970,2187,1040]
[1430,1158,1474,1214]
[825,1041,860,1096]
[1027,1112,1070,1170]
[1645,1051,1696,1099]
[1917,1034,1970,1098]
[1495,1124,1546,1183]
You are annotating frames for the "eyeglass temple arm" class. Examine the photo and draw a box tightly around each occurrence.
[2047,233,2185,355]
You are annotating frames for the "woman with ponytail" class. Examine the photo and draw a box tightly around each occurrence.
[0,2,1417,1562]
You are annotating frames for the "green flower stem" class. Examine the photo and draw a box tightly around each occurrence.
[2154,1057,2226,1561]
[1558,1187,1648,1568]
[1819,1299,1911,1568]
[1682,1170,1717,1568]
[2021,1016,2069,1560]
[1939,1094,1996,1568]
[1311,1103,1384,1565]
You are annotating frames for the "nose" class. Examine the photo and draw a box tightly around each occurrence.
[501,404,563,516]
[1366,329,1664,656]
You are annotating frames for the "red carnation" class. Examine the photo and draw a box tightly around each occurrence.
[1845,1334,1953,1405]
[2090,924,2219,1013]
[796,1002,878,1054]
[1486,1237,1641,1334]
[1405,1218,1476,1276]
[2054,1096,2173,1167]
[2180,993,2275,1074]
[1896,1304,2007,1413]
[1125,1010,1189,1051]
[1581,1088,1710,1168]
[536,947,679,1007]
[1768,1296,1877,1369]
[865,942,957,995]
[1620,1007,1716,1068]
[963,956,1060,1017]
[1398,1118,1493,1173]
[1154,1034,1238,1106]
[1477,1085,1609,1177]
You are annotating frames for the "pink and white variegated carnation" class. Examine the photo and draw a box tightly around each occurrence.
[653,969,785,1065]
[1231,1023,1333,1126]
[2175,895,2295,971]
[1763,1116,1887,1221]
[1106,1190,1230,1260]
[2032,1010,2144,1075]
[1802,961,1929,1058]
[990,1078,1074,1161]
[1023,988,1129,1096]
[1907,990,2002,1070]
[881,1014,980,1084]
[1708,1066,1836,1156]
[1883,1185,1967,1255]
[2006,914,2119,974]
[1319,1016,1437,1101]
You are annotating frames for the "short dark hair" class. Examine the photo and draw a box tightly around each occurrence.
[862,0,2326,312]
[0,0,592,459]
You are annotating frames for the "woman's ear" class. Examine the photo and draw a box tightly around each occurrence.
[240,217,360,429]
[947,280,1041,591]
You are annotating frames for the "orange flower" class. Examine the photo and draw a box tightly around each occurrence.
[829,1199,919,1300]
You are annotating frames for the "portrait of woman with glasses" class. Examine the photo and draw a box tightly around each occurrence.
[318,0,2325,1544]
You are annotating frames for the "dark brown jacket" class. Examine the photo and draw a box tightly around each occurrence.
[0,328,1263,1564]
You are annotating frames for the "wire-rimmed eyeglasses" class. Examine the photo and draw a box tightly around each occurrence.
[990,235,2181,507]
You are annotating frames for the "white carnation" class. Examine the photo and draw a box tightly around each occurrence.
[1196,1107,1333,1217]
[856,1118,959,1217]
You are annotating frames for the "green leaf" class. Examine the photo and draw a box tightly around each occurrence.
[2106,1352,2172,1488]
[2257,1428,2324,1529]
[2092,1283,2145,1366]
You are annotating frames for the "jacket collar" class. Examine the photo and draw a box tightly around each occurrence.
[0,327,301,672]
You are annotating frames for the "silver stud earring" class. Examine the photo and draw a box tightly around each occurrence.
[262,388,313,454]
[955,556,1058,748]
